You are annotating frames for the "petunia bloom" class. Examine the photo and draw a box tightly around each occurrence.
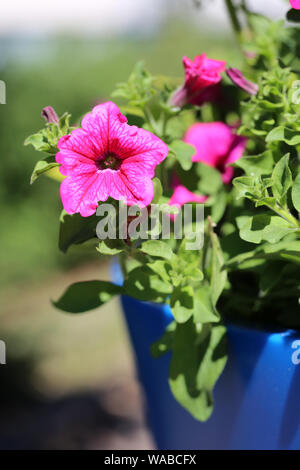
[169,184,207,207]
[56,101,169,217]
[168,177,207,221]
[171,54,226,107]
[226,68,258,96]
[184,122,247,184]
[290,0,300,9]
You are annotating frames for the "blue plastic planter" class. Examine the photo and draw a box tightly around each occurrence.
[112,264,300,450]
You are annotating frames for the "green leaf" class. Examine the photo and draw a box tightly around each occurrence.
[266,127,300,146]
[209,222,227,306]
[25,132,48,151]
[227,240,300,270]
[53,281,123,313]
[59,211,98,253]
[237,214,292,244]
[152,177,163,204]
[209,189,227,224]
[147,259,170,283]
[170,285,194,323]
[169,140,194,171]
[262,217,292,243]
[271,154,292,204]
[193,286,220,324]
[292,173,300,213]
[97,239,126,256]
[151,322,176,358]
[234,151,273,177]
[169,321,227,422]
[141,240,174,260]
[233,176,257,200]
[197,164,222,194]
[123,266,172,302]
[30,155,59,184]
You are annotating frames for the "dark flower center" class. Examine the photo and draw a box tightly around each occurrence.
[97,154,121,171]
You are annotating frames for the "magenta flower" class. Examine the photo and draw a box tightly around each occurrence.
[168,178,207,221]
[290,0,300,9]
[184,122,247,184]
[226,68,258,96]
[56,102,169,217]
[171,54,226,107]
[169,184,207,207]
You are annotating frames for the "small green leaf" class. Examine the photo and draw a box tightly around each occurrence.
[194,286,220,324]
[152,177,163,204]
[124,266,172,302]
[237,214,292,245]
[147,259,170,283]
[141,240,174,260]
[170,285,194,323]
[272,154,292,204]
[169,140,195,171]
[97,239,126,256]
[151,322,176,358]
[210,189,227,224]
[292,173,300,213]
[25,132,47,151]
[266,126,300,145]
[234,151,273,177]
[209,222,227,306]
[197,164,222,194]
[59,211,98,253]
[53,281,123,313]
[30,155,59,184]
[262,217,292,244]
[233,176,257,200]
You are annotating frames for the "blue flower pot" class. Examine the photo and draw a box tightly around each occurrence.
[112,263,300,450]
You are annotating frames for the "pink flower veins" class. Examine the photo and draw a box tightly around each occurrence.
[56,102,169,217]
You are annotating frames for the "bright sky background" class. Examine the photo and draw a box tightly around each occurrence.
[0,0,288,37]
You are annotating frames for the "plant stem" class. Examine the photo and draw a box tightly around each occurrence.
[224,0,242,37]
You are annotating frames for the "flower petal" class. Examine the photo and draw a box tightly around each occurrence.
[56,101,168,215]
[184,122,233,167]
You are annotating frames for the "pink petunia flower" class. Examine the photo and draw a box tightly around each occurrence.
[56,102,169,217]
[168,174,207,220]
[184,122,247,184]
[290,0,300,9]
[226,68,258,96]
[171,54,226,107]
[169,184,207,207]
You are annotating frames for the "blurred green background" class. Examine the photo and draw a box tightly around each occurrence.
[0,6,240,448]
